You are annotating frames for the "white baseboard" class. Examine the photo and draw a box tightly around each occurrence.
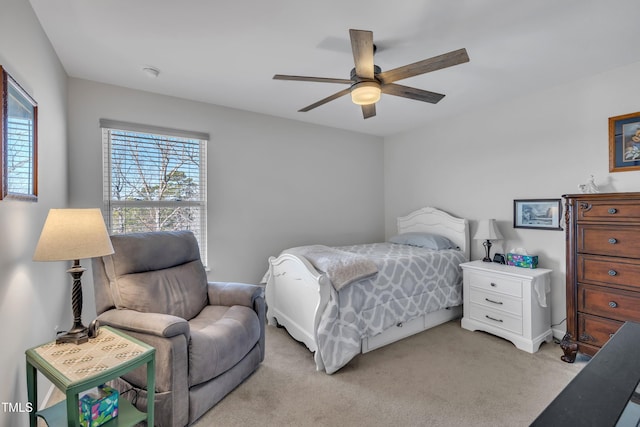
[552,327,566,341]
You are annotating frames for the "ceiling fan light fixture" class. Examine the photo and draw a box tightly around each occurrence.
[351,81,381,105]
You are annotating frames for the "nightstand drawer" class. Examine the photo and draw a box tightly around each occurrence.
[469,288,522,317]
[469,305,523,335]
[578,284,640,322]
[577,225,640,258]
[468,273,522,298]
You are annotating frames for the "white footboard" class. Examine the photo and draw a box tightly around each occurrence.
[265,253,331,358]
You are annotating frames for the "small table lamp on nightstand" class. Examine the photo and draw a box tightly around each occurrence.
[474,219,503,262]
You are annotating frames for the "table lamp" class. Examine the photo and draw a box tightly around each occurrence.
[473,219,503,262]
[33,208,114,344]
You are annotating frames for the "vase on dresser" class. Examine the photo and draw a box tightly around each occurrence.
[561,192,640,362]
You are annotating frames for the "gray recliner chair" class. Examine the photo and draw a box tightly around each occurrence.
[91,230,265,426]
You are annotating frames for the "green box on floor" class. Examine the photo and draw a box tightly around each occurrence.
[79,384,119,427]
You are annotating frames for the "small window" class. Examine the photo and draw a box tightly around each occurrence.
[101,119,208,263]
[1,65,38,201]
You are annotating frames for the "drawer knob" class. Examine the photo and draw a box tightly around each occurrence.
[608,208,618,214]
[609,301,618,308]
[485,297,503,305]
[485,315,504,323]
[397,322,403,328]
[608,238,618,244]
[608,269,618,276]
[579,333,594,342]
[490,282,497,287]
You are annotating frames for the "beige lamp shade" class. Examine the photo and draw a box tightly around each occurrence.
[473,219,503,241]
[33,208,114,261]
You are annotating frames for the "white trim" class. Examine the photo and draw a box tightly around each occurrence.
[99,118,209,141]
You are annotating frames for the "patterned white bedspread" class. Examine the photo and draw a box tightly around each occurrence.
[314,242,467,374]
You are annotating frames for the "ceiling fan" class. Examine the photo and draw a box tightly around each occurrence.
[273,29,469,119]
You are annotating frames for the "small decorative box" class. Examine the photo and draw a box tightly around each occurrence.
[79,384,119,427]
[507,253,538,269]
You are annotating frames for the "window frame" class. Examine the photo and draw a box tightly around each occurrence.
[101,119,208,264]
[0,65,38,202]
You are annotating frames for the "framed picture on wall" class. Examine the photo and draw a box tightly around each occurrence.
[609,111,640,173]
[513,199,562,230]
[0,65,38,201]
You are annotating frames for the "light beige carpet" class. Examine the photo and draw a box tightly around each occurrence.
[194,321,585,427]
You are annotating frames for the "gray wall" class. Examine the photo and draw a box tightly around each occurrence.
[67,78,385,314]
[384,59,640,337]
[0,0,69,425]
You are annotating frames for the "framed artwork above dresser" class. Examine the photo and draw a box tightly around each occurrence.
[561,192,640,362]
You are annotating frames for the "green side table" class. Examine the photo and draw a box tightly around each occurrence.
[26,326,155,427]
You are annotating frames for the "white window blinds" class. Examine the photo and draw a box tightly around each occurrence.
[101,119,208,264]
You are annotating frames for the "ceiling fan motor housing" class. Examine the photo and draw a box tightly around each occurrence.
[350,65,382,83]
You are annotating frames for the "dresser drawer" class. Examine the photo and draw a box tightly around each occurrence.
[578,284,640,322]
[469,304,523,335]
[469,288,522,316]
[577,313,622,348]
[577,255,640,290]
[577,225,640,258]
[468,272,522,298]
[577,200,640,222]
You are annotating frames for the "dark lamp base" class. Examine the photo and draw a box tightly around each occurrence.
[56,327,89,344]
[482,239,494,263]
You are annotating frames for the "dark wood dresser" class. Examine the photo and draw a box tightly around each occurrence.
[561,192,640,362]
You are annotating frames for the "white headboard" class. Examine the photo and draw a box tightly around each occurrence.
[396,207,470,259]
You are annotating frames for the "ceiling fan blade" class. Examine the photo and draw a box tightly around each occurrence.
[382,83,445,104]
[349,29,375,79]
[361,104,376,119]
[273,74,352,84]
[378,48,469,84]
[298,87,351,112]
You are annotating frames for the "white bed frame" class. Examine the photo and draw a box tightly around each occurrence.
[265,207,469,371]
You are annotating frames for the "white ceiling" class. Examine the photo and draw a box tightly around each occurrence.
[29,0,640,137]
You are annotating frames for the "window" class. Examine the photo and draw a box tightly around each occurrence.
[1,65,38,201]
[101,119,208,263]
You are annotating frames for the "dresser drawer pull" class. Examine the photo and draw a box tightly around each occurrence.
[485,298,503,305]
[609,301,618,308]
[485,315,503,323]
[396,322,403,328]
[608,238,618,244]
[608,208,618,214]
[608,269,618,276]
[490,282,497,287]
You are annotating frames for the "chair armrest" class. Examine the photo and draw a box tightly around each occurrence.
[97,309,190,339]
[208,281,266,362]
[207,282,264,307]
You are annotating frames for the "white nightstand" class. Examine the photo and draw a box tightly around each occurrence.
[460,260,553,353]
